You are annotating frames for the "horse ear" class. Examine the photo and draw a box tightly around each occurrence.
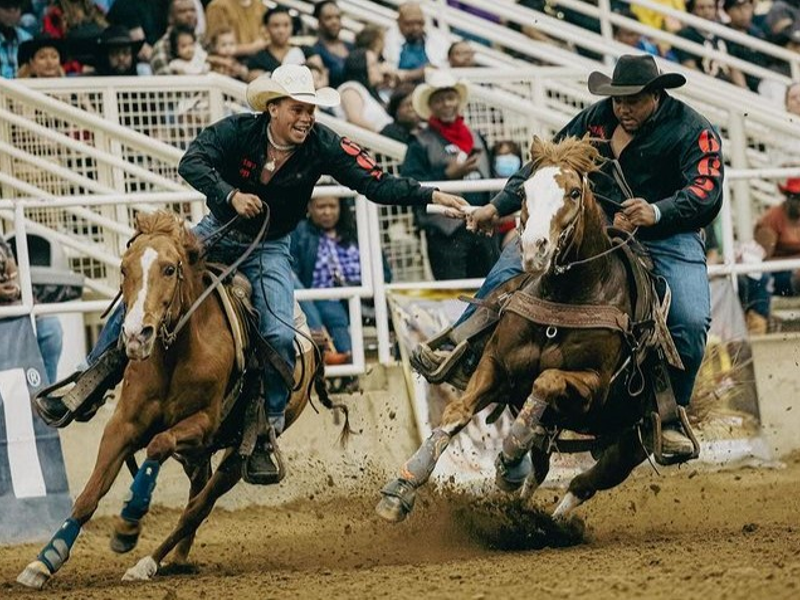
[529,135,544,162]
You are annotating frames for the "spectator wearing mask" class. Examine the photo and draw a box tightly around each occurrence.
[93,25,146,76]
[384,2,449,83]
[246,7,322,81]
[206,27,250,81]
[16,33,65,78]
[311,0,352,88]
[0,0,32,79]
[335,47,393,132]
[402,71,500,280]
[447,40,476,68]
[675,0,748,88]
[379,83,421,143]
[167,23,208,75]
[491,140,523,249]
[205,0,267,59]
[150,0,199,75]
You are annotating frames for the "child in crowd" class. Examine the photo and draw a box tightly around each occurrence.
[206,27,250,81]
[168,24,209,75]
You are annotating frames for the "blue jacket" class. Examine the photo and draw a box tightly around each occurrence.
[290,219,392,288]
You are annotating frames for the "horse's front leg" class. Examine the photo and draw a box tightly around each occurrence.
[376,357,505,523]
[17,414,138,589]
[111,411,214,555]
[553,427,647,520]
[496,368,601,493]
[123,450,242,582]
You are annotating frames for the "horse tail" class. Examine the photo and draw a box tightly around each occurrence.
[312,358,353,448]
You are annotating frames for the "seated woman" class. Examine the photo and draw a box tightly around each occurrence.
[335,48,394,132]
[291,195,379,365]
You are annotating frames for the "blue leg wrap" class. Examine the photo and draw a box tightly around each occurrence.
[121,459,161,523]
[37,518,81,574]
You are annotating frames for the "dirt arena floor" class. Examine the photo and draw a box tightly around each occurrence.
[2,453,799,600]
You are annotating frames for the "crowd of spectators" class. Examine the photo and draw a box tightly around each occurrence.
[3,0,800,338]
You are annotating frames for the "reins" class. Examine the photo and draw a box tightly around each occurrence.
[160,209,271,349]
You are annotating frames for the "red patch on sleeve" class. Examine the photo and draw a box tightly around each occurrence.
[698,130,720,153]
[340,138,362,156]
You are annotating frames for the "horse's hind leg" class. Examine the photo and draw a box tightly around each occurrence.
[17,414,137,589]
[497,369,600,493]
[168,460,212,566]
[520,447,551,503]
[123,451,242,582]
[376,358,505,523]
[112,412,214,555]
[553,428,647,520]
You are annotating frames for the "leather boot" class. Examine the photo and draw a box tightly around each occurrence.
[34,345,127,428]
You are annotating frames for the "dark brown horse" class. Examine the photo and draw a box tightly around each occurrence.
[377,136,667,523]
[18,211,342,588]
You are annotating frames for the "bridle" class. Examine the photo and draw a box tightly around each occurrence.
[519,167,638,276]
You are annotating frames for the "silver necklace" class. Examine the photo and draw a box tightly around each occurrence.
[265,125,297,171]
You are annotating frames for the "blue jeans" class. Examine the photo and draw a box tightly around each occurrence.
[36,315,63,385]
[90,214,297,420]
[457,232,711,407]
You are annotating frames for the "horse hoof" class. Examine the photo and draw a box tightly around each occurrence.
[494,453,532,493]
[122,556,158,582]
[375,495,409,523]
[17,561,51,589]
[110,529,140,554]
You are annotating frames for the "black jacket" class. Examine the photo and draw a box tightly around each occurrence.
[492,94,724,240]
[178,113,433,240]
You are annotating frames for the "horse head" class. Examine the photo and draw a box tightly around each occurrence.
[518,136,601,276]
[120,211,202,360]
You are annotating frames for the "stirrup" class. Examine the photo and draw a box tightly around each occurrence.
[33,346,127,428]
[651,407,700,466]
[242,426,285,485]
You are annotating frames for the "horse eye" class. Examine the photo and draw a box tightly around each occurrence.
[570,188,582,200]
[163,265,176,277]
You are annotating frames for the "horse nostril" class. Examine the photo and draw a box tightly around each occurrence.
[140,326,155,342]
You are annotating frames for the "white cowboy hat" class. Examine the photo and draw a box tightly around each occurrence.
[411,69,470,120]
[246,64,341,111]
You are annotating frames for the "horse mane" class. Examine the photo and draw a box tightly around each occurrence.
[529,135,602,177]
[134,210,202,267]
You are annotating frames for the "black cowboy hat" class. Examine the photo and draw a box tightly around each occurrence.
[587,54,686,97]
[97,25,146,54]
[18,33,65,66]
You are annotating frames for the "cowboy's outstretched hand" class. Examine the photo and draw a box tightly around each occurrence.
[621,197,656,227]
[466,204,498,236]
[431,190,469,218]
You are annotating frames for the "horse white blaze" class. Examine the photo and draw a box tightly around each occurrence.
[521,166,566,272]
[123,247,158,338]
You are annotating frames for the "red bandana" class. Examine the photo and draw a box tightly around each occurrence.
[427,116,474,155]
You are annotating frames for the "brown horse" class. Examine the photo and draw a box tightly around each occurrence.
[18,211,341,589]
[377,136,671,524]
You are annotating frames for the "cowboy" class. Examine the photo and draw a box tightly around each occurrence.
[401,70,499,280]
[94,25,146,76]
[418,54,724,461]
[38,64,468,483]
